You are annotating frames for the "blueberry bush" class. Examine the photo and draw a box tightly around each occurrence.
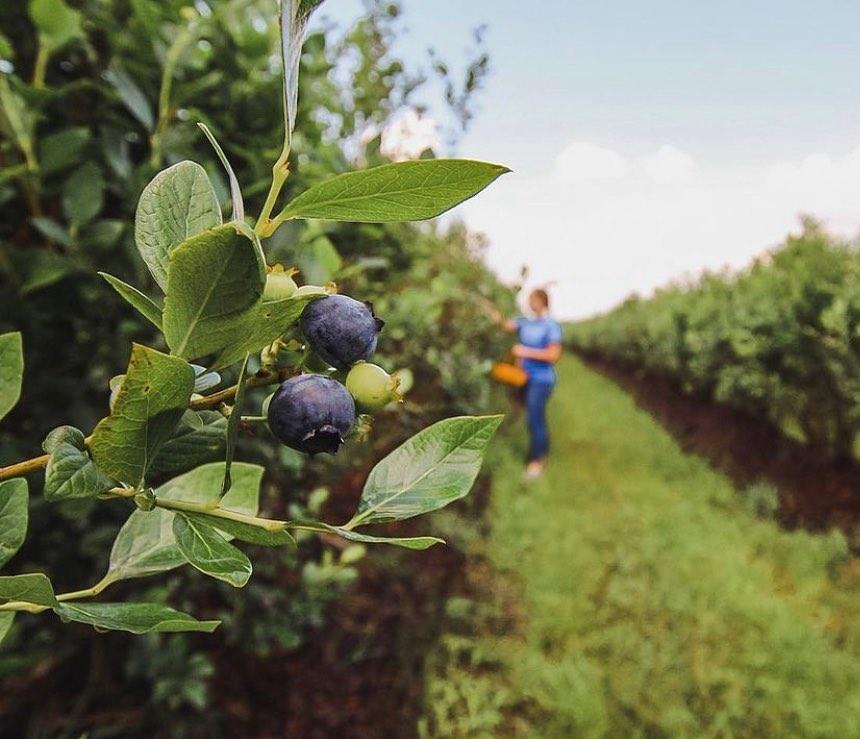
[0,0,508,646]
[568,218,860,459]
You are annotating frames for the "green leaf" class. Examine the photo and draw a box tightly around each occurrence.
[0,612,14,645]
[89,344,195,485]
[173,514,252,587]
[322,524,442,550]
[349,415,503,526]
[162,224,265,360]
[196,123,243,223]
[42,425,114,501]
[278,160,509,223]
[0,76,35,158]
[149,410,227,475]
[106,462,262,582]
[134,161,222,292]
[294,235,341,284]
[99,272,163,330]
[29,0,82,48]
[0,479,27,569]
[30,216,72,246]
[62,162,105,227]
[42,424,85,450]
[105,66,154,130]
[280,0,324,146]
[179,409,204,431]
[192,365,221,393]
[0,332,23,423]
[39,126,89,175]
[0,32,13,60]
[81,219,125,252]
[181,511,296,548]
[44,444,113,500]
[212,289,324,369]
[18,251,75,293]
[0,573,57,607]
[222,354,249,498]
[54,602,219,634]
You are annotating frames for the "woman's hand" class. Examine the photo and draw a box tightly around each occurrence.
[477,296,503,323]
[478,297,518,333]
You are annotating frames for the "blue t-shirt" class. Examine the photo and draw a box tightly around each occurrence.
[517,316,563,384]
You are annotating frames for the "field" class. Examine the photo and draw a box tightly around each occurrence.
[422,356,860,737]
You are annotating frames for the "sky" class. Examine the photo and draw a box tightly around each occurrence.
[319,1,860,318]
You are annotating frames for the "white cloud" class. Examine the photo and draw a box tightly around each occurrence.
[554,141,631,183]
[459,141,860,320]
[638,145,696,184]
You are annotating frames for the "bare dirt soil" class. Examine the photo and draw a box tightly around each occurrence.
[580,353,860,540]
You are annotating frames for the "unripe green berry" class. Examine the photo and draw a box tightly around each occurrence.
[346,362,401,411]
[392,368,414,396]
[263,265,298,301]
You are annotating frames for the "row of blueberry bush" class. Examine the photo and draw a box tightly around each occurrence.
[568,218,860,459]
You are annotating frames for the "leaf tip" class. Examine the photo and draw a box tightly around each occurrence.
[484,413,505,431]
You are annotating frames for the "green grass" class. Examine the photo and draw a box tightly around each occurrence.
[421,356,860,738]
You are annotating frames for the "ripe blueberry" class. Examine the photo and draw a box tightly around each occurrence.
[267,374,356,455]
[346,362,401,411]
[300,294,384,369]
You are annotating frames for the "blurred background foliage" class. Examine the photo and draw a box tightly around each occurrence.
[569,218,860,460]
[0,0,515,733]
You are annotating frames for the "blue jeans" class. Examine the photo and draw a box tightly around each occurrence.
[525,380,554,462]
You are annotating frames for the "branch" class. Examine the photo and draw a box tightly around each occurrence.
[0,574,116,614]
[0,450,53,482]
[0,371,282,482]
[188,370,280,410]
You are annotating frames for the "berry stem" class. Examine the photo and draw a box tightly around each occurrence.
[255,148,291,238]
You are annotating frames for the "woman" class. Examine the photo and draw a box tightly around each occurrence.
[488,289,563,478]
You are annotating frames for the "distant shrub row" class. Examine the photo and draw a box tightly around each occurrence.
[568,218,860,459]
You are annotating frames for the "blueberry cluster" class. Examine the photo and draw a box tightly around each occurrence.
[267,294,400,456]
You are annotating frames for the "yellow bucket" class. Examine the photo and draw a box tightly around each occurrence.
[490,362,528,388]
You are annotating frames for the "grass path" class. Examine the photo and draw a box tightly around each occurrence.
[423,356,860,738]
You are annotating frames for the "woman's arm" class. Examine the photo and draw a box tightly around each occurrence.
[480,298,518,333]
[513,342,562,364]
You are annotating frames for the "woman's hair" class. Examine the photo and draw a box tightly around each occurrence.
[530,288,550,308]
